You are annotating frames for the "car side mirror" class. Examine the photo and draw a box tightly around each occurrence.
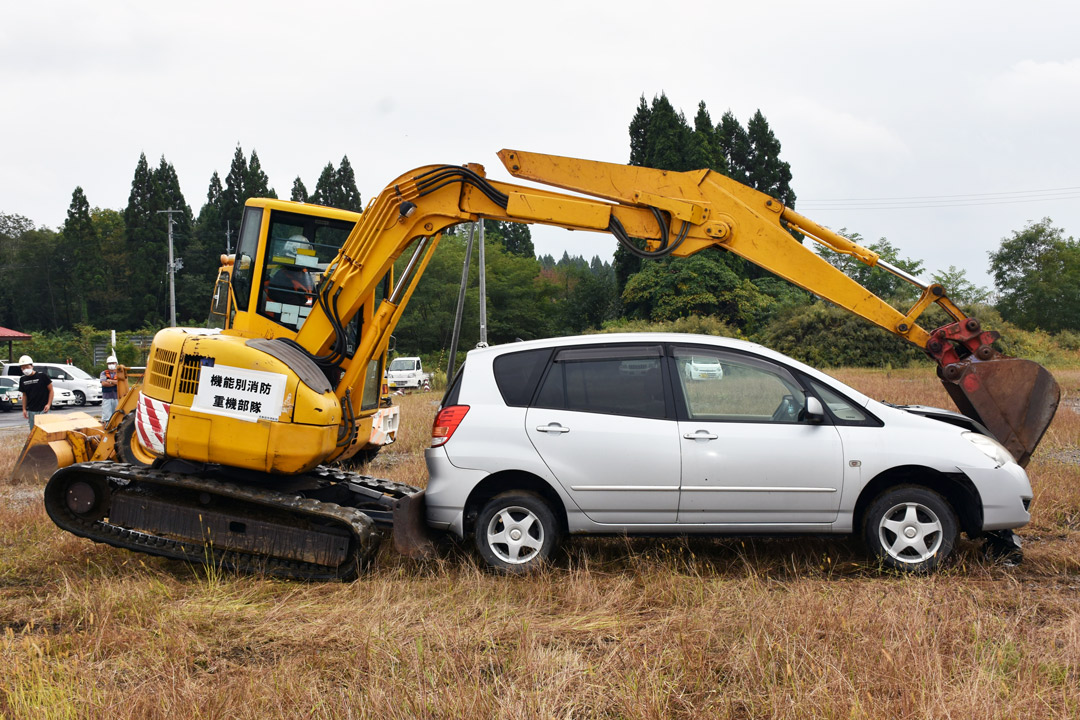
[805,396,825,422]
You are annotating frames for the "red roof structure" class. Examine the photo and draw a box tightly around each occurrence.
[0,326,32,363]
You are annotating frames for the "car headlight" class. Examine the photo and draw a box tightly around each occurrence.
[963,431,1015,467]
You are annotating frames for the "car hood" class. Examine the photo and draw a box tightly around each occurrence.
[891,403,992,436]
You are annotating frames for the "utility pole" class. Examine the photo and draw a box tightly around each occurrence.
[157,209,183,327]
[446,223,477,379]
[478,220,488,346]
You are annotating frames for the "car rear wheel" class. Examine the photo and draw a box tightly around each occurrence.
[864,486,957,572]
[73,391,86,406]
[475,491,561,574]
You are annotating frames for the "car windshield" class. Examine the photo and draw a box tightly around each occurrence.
[0,378,13,388]
[66,367,93,379]
[389,359,414,371]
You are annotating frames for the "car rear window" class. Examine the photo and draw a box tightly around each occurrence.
[493,348,552,407]
[441,361,466,407]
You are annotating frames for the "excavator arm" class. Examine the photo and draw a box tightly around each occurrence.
[301,150,1057,466]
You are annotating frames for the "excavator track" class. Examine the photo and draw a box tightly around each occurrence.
[43,461,419,581]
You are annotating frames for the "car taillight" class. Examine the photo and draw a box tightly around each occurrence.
[431,405,469,447]
[381,382,388,395]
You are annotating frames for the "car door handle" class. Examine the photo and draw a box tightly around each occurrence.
[535,423,570,434]
[683,430,718,440]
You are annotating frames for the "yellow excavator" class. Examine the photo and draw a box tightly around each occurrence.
[14,150,1060,579]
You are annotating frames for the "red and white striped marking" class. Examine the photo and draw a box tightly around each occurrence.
[368,406,400,447]
[135,394,170,456]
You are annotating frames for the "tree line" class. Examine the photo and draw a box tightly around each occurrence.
[0,146,362,333]
[1,94,1078,371]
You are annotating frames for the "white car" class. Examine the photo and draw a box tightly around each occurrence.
[683,354,724,381]
[387,356,427,390]
[51,387,77,408]
[424,333,1032,574]
[3,362,102,406]
[0,377,20,412]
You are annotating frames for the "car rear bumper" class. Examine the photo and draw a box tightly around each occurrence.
[424,447,490,538]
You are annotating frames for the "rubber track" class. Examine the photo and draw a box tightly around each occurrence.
[44,461,418,581]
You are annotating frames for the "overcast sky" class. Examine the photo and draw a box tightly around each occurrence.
[3,1,1078,291]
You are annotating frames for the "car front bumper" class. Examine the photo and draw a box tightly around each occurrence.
[962,462,1033,531]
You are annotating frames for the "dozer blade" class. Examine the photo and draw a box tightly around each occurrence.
[941,358,1060,467]
[392,490,437,559]
[10,412,107,483]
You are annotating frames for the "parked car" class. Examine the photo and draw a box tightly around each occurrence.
[424,333,1031,574]
[0,376,20,412]
[3,362,102,406]
[683,354,724,381]
[387,356,428,390]
[52,387,76,408]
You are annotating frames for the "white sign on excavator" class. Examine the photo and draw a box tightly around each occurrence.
[191,364,287,423]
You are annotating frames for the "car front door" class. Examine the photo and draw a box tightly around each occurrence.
[525,344,682,525]
[672,346,845,525]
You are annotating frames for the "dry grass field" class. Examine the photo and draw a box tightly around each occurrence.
[1,368,1078,719]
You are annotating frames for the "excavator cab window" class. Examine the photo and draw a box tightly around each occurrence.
[231,206,264,312]
[207,268,232,329]
[257,210,355,332]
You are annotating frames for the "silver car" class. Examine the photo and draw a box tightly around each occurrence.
[424,333,1032,574]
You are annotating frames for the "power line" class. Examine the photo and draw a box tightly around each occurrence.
[800,185,1080,211]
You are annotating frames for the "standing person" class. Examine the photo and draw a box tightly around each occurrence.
[99,355,126,423]
[18,355,53,429]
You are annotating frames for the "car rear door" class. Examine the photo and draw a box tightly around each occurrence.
[525,344,681,525]
[672,345,845,525]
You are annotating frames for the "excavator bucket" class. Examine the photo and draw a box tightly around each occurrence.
[392,490,437,559]
[941,358,1060,468]
[10,412,107,483]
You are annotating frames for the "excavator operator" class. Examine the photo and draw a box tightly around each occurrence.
[263,234,316,329]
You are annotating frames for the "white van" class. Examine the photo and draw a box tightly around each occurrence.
[3,362,103,406]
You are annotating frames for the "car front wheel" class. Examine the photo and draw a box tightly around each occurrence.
[73,391,86,406]
[475,491,561,574]
[864,486,958,572]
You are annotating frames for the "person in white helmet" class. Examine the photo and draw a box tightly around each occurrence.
[264,234,317,330]
[99,355,126,422]
[17,355,53,428]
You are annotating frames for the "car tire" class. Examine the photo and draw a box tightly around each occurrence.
[864,486,958,573]
[73,391,86,406]
[475,491,562,574]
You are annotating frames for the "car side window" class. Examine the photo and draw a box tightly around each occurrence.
[808,379,870,423]
[673,347,808,423]
[534,345,666,419]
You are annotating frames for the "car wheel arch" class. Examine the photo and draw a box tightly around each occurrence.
[463,470,568,538]
[853,465,982,538]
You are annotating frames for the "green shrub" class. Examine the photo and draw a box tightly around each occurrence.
[597,315,743,338]
[754,302,927,368]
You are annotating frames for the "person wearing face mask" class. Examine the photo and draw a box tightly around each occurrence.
[17,355,53,429]
[99,355,127,423]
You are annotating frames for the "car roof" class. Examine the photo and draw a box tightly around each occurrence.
[463,332,875,407]
[467,332,767,359]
